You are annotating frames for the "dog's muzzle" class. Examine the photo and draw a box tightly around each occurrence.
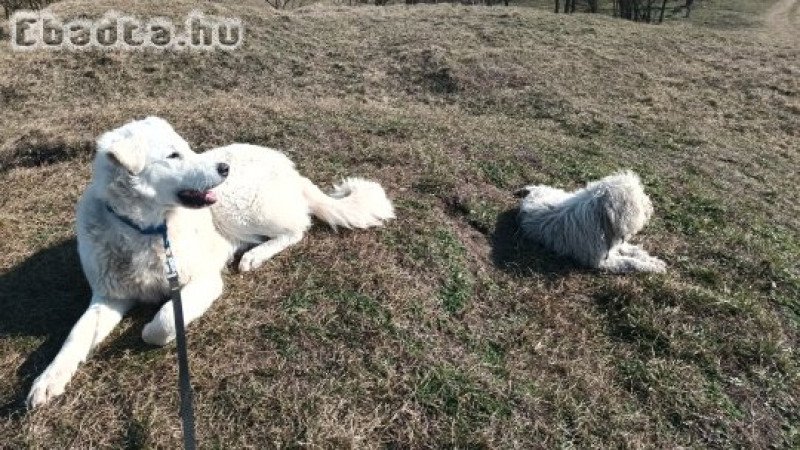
[176,162,229,208]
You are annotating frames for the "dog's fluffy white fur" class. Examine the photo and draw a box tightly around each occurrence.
[27,117,394,407]
[517,171,666,273]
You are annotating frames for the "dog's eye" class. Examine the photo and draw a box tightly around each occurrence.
[167,152,182,160]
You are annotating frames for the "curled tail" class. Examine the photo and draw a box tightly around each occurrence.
[303,177,395,229]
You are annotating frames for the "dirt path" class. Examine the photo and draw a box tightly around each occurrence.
[764,0,799,42]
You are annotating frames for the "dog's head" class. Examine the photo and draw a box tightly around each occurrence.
[95,117,229,209]
[596,171,653,244]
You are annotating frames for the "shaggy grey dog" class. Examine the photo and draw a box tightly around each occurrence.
[516,171,666,273]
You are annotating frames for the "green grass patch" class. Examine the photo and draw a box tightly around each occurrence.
[432,229,476,315]
[414,364,512,444]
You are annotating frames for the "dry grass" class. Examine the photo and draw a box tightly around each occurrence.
[1,0,798,447]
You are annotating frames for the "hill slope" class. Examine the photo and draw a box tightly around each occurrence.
[1,1,798,447]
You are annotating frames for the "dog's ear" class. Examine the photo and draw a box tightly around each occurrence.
[106,139,145,175]
[513,188,530,198]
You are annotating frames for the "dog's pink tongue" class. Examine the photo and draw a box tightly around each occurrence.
[204,191,217,204]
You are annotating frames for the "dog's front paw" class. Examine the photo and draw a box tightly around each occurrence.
[27,367,72,408]
[142,320,175,346]
[238,251,266,273]
[649,257,668,273]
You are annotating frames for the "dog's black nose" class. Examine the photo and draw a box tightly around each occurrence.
[513,188,530,198]
[217,163,230,177]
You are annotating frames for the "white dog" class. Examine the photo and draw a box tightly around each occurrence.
[26,117,394,407]
[516,171,666,273]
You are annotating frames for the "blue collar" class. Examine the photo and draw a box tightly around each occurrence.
[105,204,167,236]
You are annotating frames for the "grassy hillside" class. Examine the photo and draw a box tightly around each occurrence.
[1,0,798,447]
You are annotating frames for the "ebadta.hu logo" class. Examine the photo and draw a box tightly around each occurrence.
[10,10,244,51]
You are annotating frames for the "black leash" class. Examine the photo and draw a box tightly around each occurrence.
[162,231,197,450]
[104,204,197,449]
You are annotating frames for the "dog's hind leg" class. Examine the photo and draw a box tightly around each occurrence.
[238,231,304,273]
[27,296,133,408]
[142,275,224,346]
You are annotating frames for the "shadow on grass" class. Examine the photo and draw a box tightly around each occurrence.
[0,239,158,417]
[490,208,582,277]
[593,287,672,358]
[0,135,93,175]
